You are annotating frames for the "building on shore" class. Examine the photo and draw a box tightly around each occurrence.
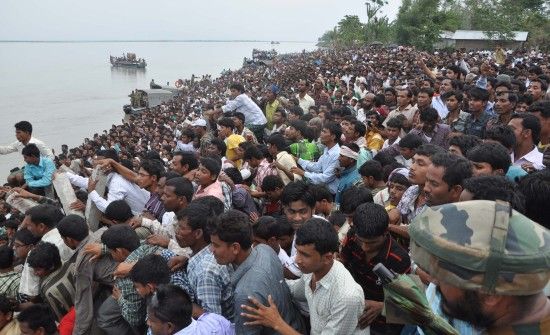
[439,30,528,50]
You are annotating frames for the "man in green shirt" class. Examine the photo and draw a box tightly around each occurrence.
[286,120,319,161]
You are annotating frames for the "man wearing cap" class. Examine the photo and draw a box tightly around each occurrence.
[191,118,213,157]
[335,144,361,206]
[410,200,550,334]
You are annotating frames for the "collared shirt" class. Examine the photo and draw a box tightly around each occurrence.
[230,244,305,335]
[0,136,54,160]
[336,166,361,205]
[290,139,319,161]
[276,151,302,185]
[222,93,267,126]
[486,115,510,131]
[511,146,545,170]
[24,156,56,188]
[431,95,449,119]
[144,192,165,221]
[0,271,20,300]
[409,123,451,149]
[383,104,418,127]
[442,110,469,133]
[253,159,277,189]
[186,246,233,320]
[287,260,368,335]
[141,213,191,257]
[298,144,340,194]
[396,185,426,224]
[464,110,492,138]
[232,186,258,216]
[194,180,224,203]
[296,93,315,113]
[264,99,280,129]
[174,313,234,335]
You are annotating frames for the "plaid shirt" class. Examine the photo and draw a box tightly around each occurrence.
[186,246,234,321]
[116,244,160,327]
[0,271,21,300]
[253,159,277,190]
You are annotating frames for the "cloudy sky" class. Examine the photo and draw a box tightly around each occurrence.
[2,0,402,41]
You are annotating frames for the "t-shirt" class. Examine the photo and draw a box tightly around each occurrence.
[224,134,245,167]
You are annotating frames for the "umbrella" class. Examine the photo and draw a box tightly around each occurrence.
[374,263,459,335]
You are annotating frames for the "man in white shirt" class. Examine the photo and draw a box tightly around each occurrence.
[508,113,545,171]
[0,121,53,186]
[222,83,267,142]
[242,218,367,334]
[295,80,315,113]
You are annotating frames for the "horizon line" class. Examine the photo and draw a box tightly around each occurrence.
[0,39,316,43]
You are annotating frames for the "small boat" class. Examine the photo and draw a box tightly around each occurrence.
[110,53,147,68]
[270,41,280,45]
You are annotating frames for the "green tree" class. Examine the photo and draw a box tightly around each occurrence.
[337,15,367,46]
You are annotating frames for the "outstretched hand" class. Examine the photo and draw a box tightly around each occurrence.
[241,295,283,329]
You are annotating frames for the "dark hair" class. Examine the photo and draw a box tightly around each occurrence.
[469,87,490,102]
[230,83,245,93]
[530,78,548,91]
[351,120,367,137]
[467,142,511,174]
[354,203,389,238]
[386,117,403,130]
[27,205,64,229]
[261,175,284,192]
[129,254,170,286]
[243,145,264,161]
[217,117,235,130]
[14,228,40,246]
[199,157,222,179]
[0,294,16,315]
[2,219,19,230]
[232,111,246,123]
[276,216,294,236]
[223,167,243,185]
[176,202,213,243]
[148,284,192,330]
[528,101,550,118]
[288,120,308,137]
[104,200,133,223]
[281,181,315,208]
[323,121,342,144]
[418,87,434,97]
[22,143,40,158]
[101,225,140,253]
[340,186,374,215]
[359,160,383,180]
[328,210,347,228]
[165,177,194,203]
[140,159,164,179]
[463,176,525,214]
[27,242,61,272]
[0,246,14,269]
[448,135,482,156]
[389,171,411,187]
[430,153,472,188]
[253,216,279,240]
[484,125,516,150]
[209,138,227,156]
[442,90,463,102]
[266,133,288,151]
[173,151,199,171]
[15,121,32,134]
[415,144,445,158]
[17,304,57,335]
[192,196,225,216]
[384,87,397,96]
[289,106,304,117]
[309,184,333,203]
[398,87,413,98]
[211,210,252,250]
[295,218,339,254]
[419,107,439,123]
[398,133,423,150]
[517,170,550,228]
[57,214,89,242]
[511,113,541,144]
[96,149,119,162]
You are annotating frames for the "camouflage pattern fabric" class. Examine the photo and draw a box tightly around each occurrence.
[409,200,550,295]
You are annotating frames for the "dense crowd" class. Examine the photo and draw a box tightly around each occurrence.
[0,44,549,335]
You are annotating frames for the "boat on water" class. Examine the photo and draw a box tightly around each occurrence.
[110,53,147,68]
[271,41,280,45]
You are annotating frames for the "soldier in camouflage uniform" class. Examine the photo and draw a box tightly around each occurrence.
[409,200,550,334]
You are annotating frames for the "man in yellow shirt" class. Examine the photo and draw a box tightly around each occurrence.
[217,117,245,168]
[365,111,384,152]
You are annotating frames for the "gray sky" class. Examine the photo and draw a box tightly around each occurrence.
[2,0,402,41]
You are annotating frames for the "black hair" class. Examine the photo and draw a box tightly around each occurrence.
[96,149,119,162]
[328,210,347,228]
[0,245,14,269]
[266,133,288,151]
[418,87,435,97]
[469,87,490,102]
[148,284,192,330]
[467,142,511,174]
[340,186,374,215]
[209,138,227,156]
[281,181,316,208]
[165,177,194,203]
[484,125,517,150]
[230,83,245,93]
[232,111,246,123]
[2,219,19,230]
[373,151,397,167]
[528,101,550,118]
[323,121,342,144]
[511,113,541,144]
[253,216,279,240]
[217,117,235,130]
[517,94,533,106]
[289,106,304,117]
[359,160,383,180]
[462,176,525,214]
[309,184,333,203]
[101,225,140,253]
[351,120,367,137]
[442,90,463,102]
[384,87,397,96]
[430,153,472,188]
[389,171,411,187]
[14,121,32,134]
[26,205,64,229]
[530,78,548,91]
[14,228,40,246]
[104,200,133,223]
[398,133,423,150]
[17,304,57,335]
[354,203,389,238]
[517,170,550,228]
[176,202,213,243]
[140,159,164,179]
[448,135,482,156]
[0,294,16,315]
[27,242,61,271]
[21,144,40,158]
[173,151,199,171]
[211,210,252,250]
[415,143,445,158]
[57,214,89,242]
[261,175,284,192]
[129,254,170,286]
[243,145,264,161]
[386,117,403,130]
[419,107,439,123]
[288,120,308,137]
[295,218,339,254]
[276,216,294,236]
[199,156,222,179]
[191,196,225,216]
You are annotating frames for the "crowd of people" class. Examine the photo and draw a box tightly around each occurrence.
[0,44,549,335]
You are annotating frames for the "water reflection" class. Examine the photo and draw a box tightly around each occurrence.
[110,65,147,79]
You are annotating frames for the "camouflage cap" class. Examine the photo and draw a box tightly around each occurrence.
[409,200,550,296]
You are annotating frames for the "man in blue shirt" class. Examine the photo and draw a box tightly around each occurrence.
[335,144,361,205]
[22,143,55,195]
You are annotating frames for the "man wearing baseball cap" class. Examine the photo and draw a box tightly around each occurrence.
[409,200,550,334]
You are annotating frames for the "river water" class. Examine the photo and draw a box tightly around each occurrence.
[0,41,316,181]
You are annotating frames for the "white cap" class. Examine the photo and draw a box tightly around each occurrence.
[191,119,207,127]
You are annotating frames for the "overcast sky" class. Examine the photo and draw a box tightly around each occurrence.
[2,0,402,41]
